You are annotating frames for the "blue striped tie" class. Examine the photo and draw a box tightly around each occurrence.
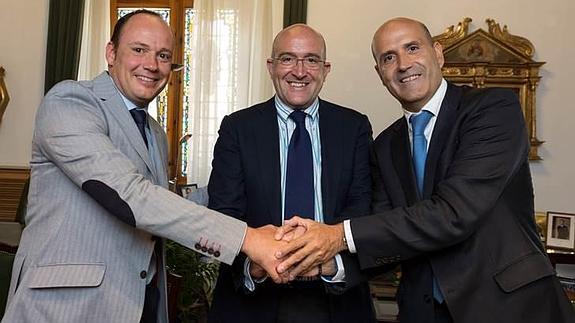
[410,110,444,303]
[284,110,314,220]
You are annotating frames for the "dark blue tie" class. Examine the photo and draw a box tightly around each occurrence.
[410,110,444,303]
[284,110,314,220]
[130,109,148,149]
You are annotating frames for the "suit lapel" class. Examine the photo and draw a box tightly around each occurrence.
[318,101,341,223]
[423,84,463,198]
[391,120,419,205]
[92,72,155,174]
[255,99,282,226]
[150,121,169,186]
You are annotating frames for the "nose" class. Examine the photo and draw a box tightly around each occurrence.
[396,52,413,72]
[143,53,159,71]
[292,59,306,77]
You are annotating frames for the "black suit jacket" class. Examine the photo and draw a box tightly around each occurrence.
[207,98,376,323]
[352,84,574,323]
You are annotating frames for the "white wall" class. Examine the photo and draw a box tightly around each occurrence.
[307,0,575,213]
[0,0,49,166]
[0,0,572,213]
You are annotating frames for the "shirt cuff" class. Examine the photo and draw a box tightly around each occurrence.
[343,219,357,253]
[321,254,346,283]
[243,258,267,291]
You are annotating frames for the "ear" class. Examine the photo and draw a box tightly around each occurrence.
[323,62,331,75]
[433,41,445,68]
[266,58,274,76]
[105,42,116,67]
[374,64,385,84]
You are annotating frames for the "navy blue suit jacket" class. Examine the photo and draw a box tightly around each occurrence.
[207,98,376,323]
[352,84,574,323]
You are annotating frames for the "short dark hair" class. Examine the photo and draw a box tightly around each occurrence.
[110,9,163,49]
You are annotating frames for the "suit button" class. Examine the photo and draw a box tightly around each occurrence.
[423,294,431,304]
[214,251,220,257]
[140,270,147,279]
[194,243,201,250]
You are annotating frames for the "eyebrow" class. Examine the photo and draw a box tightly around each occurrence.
[403,40,421,49]
[377,40,422,61]
[276,51,322,58]
[128,41,173,54]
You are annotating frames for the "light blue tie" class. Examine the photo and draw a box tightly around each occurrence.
[410,110,444,303]
[410,110,432,196]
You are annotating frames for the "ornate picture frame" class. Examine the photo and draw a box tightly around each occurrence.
[0,66,10,123]
[433,18,544,160]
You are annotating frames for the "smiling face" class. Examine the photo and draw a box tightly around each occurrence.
[267,24,331,110]
[372,18,444,112]
[106,13,174,107]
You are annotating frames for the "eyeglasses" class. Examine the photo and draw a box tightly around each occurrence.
[270,55,327,69]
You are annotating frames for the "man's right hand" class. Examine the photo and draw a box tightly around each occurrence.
[274,216,346,280]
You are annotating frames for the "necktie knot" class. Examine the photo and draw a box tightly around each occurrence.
[289,110,307,126]
[410,110,433,136]
[130,109,148,127]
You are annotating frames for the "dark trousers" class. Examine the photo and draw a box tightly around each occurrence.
[277,282,330,323]
[140,282,160,323]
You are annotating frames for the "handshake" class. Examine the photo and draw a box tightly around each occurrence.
[240,216,348,284]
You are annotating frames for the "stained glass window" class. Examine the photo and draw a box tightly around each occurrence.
[113,2,243,184]
[180,8,194,177]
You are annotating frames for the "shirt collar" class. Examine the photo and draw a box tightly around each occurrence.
[274,96,320,122]
[108,73,147,111]
[403,78,447,121]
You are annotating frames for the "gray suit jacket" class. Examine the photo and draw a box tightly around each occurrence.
[2,72,246,323]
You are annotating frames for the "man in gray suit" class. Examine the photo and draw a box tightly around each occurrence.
[2,10,285,323]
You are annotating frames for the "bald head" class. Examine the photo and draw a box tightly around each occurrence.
[272,24,327,59]
[266,23,331,110]
[371,17,433,62]
[369,17,444,112]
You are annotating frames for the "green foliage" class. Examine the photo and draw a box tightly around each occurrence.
[165,240,219,323]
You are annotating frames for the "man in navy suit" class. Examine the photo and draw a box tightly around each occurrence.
[207,24,376,323]
[275,17,574,323]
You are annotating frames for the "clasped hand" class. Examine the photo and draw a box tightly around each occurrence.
[241,217,346,284]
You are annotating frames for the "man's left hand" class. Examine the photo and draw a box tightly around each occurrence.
[274,216,346,279]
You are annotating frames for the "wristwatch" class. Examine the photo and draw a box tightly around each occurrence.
[342,233,349,251]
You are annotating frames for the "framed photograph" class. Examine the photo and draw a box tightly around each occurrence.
[178,183,198,199]
[546,212,575,251]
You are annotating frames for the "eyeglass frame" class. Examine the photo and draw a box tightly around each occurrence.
[267,54,330,70]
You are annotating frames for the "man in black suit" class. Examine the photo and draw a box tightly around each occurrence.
[275,17,574,323]
[207,24,375,322]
